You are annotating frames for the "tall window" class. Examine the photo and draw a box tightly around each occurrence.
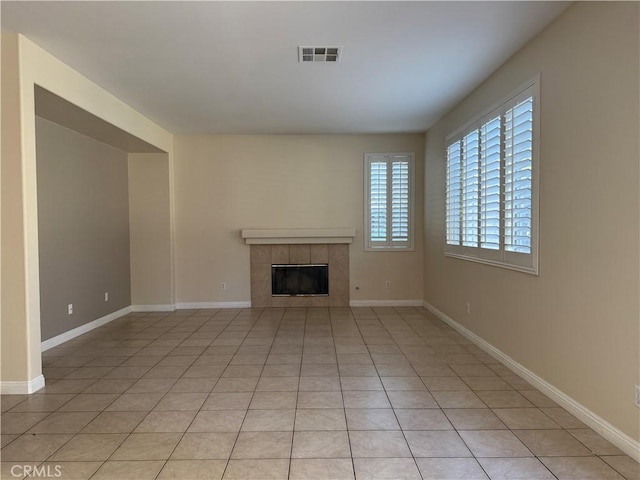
[445,79,539,273]
[365,153,414,250]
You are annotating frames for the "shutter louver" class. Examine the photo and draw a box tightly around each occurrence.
[369,160,388,243]
[504,97,533,254]
[480,116,501,250]
[446,142,462,245]
[462,130,480,247]
[391,158,410,243]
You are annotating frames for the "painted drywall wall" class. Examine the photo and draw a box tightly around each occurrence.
[36,117,131,340]
[1,34,32,383]
[35,86,165,154]
[173,134,424,304]
[128,153,173,307]
[424,1,639,441]
[0,32,173,389]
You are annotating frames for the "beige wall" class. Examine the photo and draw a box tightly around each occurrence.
[1,34,32,382]
[0,33,173,389]
[424,1,639,441]
[3,7,636,455]
[36,117,131,340]
[173,134,424,304]
[128,153,173,306]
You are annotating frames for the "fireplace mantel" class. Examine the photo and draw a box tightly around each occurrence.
[241,228,356,245]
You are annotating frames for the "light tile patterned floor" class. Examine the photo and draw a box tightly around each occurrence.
[1,307,637,480]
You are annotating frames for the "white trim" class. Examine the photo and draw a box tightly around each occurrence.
[174,301,252,310]
[241,228,355,245]
[423,300,640,462]
[41,306,132,352]
[445,76,540,275]
[131,304,175,312]
[364,153,415,252]
[445,252,537,275]
[1,375,46,394]
[350,300,424,307]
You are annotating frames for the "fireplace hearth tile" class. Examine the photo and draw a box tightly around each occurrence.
[290,245,311,264]
[328,244,349,262]
[272,245,289,264]
[250,245,271,265]
[310,244,329,263]
[330,295,349,308]
[310,296,331,308]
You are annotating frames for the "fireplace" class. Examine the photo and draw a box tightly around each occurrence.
[272,264,329,296]
[248,243,349,307]
[242,229,354,307]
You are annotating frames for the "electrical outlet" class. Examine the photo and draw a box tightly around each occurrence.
[221,283,226,291]
[104,292,109,302]
[68,303,73,315]
[385,280,391,289]
[466,302,471,315]
[635,385,640,408]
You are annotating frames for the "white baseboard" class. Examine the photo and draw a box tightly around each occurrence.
[131,304,175,312]
[0,374,45,394]
[131,303,252,312]
[41,306,132,352]
[174,301,252,309]
[423,300,640,462]
[350,299,424,307]
[139,301,424,310]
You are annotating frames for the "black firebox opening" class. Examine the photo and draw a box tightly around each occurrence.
[271,264,329,296]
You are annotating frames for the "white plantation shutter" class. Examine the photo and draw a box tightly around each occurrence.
[369,159,388,243]
[504,96,533,254]
[446,142,461,245]
[444,78,538,274]
[462,131,480,247]
[391,159,410,242]
[480,116,501,250]
[365,153,414,250]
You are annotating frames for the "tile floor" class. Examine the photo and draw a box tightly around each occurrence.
[1,307,638,480]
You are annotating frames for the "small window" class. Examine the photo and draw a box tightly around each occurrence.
[364,152,414,251]
[445,78,539,273]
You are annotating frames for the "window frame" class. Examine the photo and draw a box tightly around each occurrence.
[364,152,415,252]
[445,76,540,275]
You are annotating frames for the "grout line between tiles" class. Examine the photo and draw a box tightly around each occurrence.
[2,306,635,480]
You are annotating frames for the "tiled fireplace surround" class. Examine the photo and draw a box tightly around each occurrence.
[250,243,349,307]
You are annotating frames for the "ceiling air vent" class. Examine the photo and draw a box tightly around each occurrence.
[298,46,342,63]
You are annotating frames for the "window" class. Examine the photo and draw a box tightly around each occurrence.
[365,152,414,250]
[445,78,539,273]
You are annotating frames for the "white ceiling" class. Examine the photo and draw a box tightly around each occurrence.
[2,1,569,135]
